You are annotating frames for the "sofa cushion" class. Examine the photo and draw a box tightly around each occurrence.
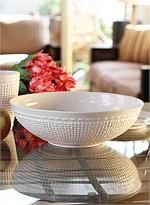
[0,20,49,54]
[119,24,150,64]
[88,61,141,97]
[0,54,28,70]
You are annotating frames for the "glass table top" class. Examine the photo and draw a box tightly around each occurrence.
[0,104,150,205]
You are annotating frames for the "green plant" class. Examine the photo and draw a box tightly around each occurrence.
[39,0,61,15]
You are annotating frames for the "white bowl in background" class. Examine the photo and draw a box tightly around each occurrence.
[0,70,20,109]
[0,70,20,126]
[10,92,144,147]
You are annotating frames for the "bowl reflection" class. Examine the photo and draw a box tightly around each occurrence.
[12,143,141,203]
[0,131,18,190]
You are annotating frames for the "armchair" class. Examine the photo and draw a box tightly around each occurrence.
[91,47,118,63]
[0,19,50,70]
[88,24,150,100]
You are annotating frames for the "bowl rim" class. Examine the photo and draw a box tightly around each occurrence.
[10,92,144,116]
[0,70,20,81]
[0,70,20,76]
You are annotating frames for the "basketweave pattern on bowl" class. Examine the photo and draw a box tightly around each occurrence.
[14,111,139,147]
[0,71,19,127]
[0,71,19,106]
[0,81,19,108]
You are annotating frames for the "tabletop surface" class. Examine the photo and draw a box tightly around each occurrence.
[0,104,150,205]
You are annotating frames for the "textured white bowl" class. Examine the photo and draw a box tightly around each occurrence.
[0,70,20,109]
[10,92,144,147]
[0,70,20,126]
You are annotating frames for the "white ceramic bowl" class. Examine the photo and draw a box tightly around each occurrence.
[0,70,20,109]
[0,70,20,126]
[10,92,144,147]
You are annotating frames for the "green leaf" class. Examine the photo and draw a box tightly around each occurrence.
[16,148,25,161]
[11,53,36,95]
[19,81,28,95]
[19,54,35,68]
[11,54,35,82]
[12,54,35,70]
[12,54,33,68]
[16,68,30,80]
[12,64,21,70]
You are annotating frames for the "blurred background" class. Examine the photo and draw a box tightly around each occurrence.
[0,0,150,90]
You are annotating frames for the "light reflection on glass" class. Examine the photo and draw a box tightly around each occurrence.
[0,189,38,205]
[105,140,149,158]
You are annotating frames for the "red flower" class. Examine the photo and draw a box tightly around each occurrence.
[26,52,76,93]
[13,120,48,156]
[29,75,56,93]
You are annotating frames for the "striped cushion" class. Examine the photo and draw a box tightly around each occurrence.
[119,25,150,64]
[139,30,150,64]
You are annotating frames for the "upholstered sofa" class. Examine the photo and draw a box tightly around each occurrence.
[88,24,150,98]
[0,19,49,70]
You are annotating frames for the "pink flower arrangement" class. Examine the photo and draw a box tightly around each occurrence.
[27,52,75,93]
[12,51,76,159]
[13,51,75,94]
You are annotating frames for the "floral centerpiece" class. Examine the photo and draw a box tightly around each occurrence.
[12,51,75,158]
